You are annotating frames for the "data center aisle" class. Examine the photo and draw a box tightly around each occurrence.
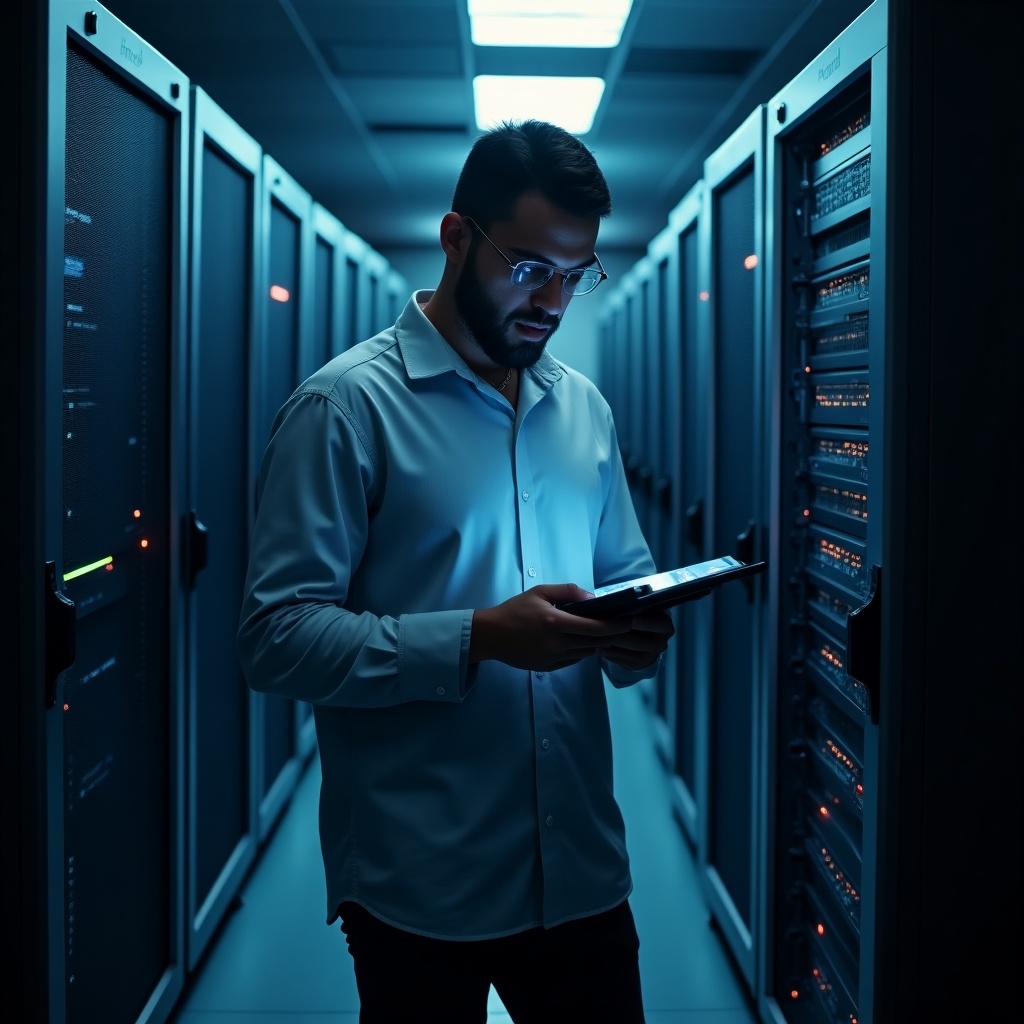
[169,681,758,1024]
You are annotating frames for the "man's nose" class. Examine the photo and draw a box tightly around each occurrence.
[531,273,571,314]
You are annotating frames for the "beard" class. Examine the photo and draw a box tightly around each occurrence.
[453,240,561,369]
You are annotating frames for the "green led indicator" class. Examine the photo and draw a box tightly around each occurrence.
[63,555,113,582]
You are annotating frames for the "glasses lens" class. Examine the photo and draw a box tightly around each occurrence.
[565,271,601,296]
[511,262,555,290]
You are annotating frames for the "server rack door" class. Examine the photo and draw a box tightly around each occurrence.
[597,292,625,442]
[644,224,680,764]
[362,245,389,338]
[341,230,369,352]
[254,153,313,840]
[631,258,655,552]
[697,103,769,993]
[618,264,655,706]
[386,268,407,327]
[311,203,347,368]
[610,279,633,519]
[762,3,886,1021]
[46,2,190,1019]
[666,181,707,849]
[184,86,262,972]
[600,292,627,437]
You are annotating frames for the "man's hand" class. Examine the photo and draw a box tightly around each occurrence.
[593,609,675,671]
[470,584,674,672]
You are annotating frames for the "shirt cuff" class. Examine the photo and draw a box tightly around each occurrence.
[398,608,475,702]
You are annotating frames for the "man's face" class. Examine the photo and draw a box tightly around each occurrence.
[453,236,561,369]
[452,194,601,369]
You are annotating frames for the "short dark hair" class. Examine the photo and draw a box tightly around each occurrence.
[451,119,612,229]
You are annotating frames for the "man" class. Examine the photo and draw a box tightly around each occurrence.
[237,119,674,1023]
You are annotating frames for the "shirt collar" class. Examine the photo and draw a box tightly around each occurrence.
[396,289,564,387]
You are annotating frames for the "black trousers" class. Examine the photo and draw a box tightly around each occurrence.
[338,899,646,1024]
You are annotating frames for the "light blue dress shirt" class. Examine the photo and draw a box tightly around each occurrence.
[237,290,659,940]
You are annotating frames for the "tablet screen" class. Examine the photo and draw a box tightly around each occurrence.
[558,555,766,618]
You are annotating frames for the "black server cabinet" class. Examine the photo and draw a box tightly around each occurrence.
[762,2,1024,1021]
[254,154,314,839]
[44,2,190,1020]
[697,103,769,992]
[185,86,262,971]
[665,181,707,850]
[311,202,348,367]
[762,6,886,1021]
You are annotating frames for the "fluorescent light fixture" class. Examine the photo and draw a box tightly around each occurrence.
[473,75,606,134]
[468,0,633,48]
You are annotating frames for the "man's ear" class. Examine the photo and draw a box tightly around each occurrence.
[439,212,471,263]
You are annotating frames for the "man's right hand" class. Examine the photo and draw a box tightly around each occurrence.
[469,583,637,671]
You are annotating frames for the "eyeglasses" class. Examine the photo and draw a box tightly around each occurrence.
[463,217,608,297]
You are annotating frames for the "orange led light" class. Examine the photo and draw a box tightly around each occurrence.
[698,290,709,301]
[743,254,758,270]
[133,509,141,518]
[269,284,290,302]
[140,538,149,549]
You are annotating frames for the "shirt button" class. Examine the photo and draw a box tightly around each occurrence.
[436,687,445,695]
[541,739,550,750]
[528,567,537,577]
[545,815,554,827]
[522,490,530,501]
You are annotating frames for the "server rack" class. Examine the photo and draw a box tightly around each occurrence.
[626,256,654,552]
[665,180,707,850]
[760,2,1024,1020]
[184,85,262,971]
[697,103,769,993]
[43,2,190,1019]
[644,223,680,767]
[614,260,656,707]
[599,289,628,444]
[362,244,390,338]
[341,229,371,351]
[761,5,886,1021]
[385,267,408,327]
[254,154,315,839]
[311,202,349,367]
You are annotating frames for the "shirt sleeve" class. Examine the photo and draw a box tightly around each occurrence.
[236,390,475,708]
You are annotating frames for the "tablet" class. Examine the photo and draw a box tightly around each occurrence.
[557,555,767,619]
